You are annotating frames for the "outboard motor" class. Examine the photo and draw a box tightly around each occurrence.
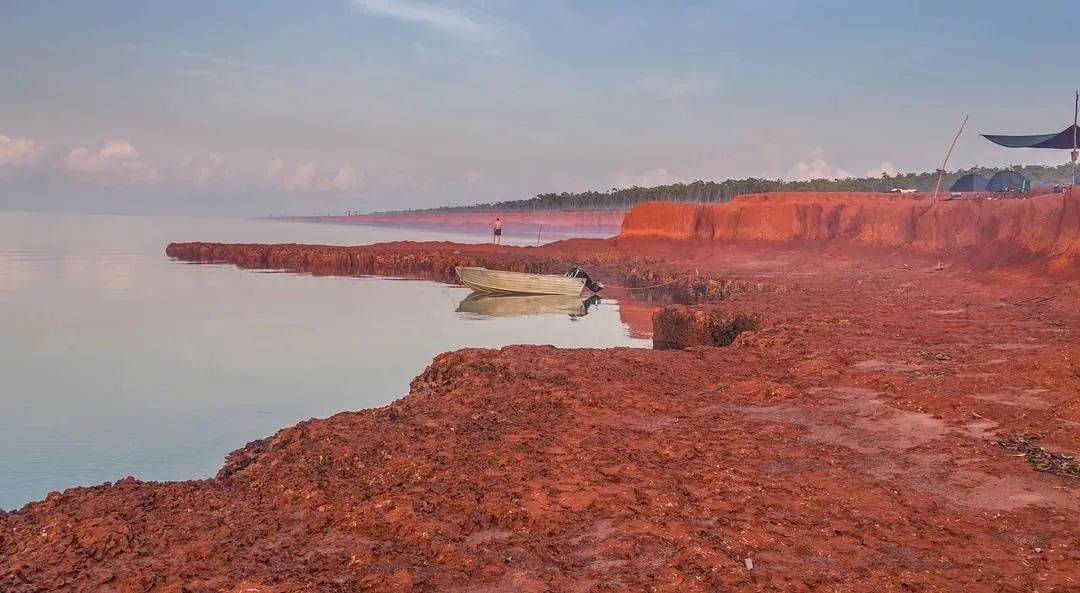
[566,266,604,293]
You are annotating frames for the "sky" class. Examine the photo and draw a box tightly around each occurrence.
[1,0,1078,216]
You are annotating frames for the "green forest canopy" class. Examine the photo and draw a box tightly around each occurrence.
[382,163,1077,214]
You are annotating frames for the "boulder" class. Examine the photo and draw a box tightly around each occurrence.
[652,305,759,350]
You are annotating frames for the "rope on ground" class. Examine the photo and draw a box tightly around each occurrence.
[440,288,461,306]
[1002,290,1055,306]
[603,270,706,291]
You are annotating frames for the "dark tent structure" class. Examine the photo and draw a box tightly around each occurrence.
[982,124,1080,150]
[981,92,1080,187]
[986,170,1029,192]
[949,173,990,192]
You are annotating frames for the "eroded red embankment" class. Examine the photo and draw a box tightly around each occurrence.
[620,191,1080,270]
[310,210,625,232]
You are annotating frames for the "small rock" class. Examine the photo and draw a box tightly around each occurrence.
[744,558,754,570]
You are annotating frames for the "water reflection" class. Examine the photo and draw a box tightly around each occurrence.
[456,293,602,318]
[0,212,648,510]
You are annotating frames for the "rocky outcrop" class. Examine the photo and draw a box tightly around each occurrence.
[651,305,759,349]
[8,231,1080,591]
[620,190,1080,271]
[165,241,774,306]
[5,328,1080,591]
[165,241,598,283]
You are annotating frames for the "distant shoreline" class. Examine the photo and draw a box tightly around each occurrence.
[275,209,626,234]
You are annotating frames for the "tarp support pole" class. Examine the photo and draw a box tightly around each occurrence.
[1072,90,1078,186]
[933,115,969,202]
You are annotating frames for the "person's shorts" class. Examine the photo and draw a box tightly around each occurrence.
[494,229,502,236]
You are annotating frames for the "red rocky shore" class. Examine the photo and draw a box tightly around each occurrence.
[5,196,1080,592]
[163,240,754,305]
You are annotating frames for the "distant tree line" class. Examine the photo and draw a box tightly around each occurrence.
[379,163,1078,213]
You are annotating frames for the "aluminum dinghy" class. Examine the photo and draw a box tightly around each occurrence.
[455,266,588,296]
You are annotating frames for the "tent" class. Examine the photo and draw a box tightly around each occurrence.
[949,173,990,192]
[986,170,1029,192]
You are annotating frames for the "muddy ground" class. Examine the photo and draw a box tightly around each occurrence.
[4,236,1080,592]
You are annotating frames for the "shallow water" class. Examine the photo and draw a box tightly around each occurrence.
[0,212,645,509]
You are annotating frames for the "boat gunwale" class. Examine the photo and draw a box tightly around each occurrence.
[455,266,585,296]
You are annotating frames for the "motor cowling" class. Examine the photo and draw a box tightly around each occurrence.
[566,266,604,293]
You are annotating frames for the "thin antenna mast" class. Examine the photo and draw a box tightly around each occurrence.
[932,115,969,202]
[1072,90,1078,186]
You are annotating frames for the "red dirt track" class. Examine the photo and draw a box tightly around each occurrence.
[3,192,1080,592]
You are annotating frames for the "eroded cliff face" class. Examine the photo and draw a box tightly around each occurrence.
[620,191,1080,270]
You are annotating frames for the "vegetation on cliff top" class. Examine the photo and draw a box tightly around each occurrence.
[384,163,1076,213]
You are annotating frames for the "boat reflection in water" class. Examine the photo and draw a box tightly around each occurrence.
[456,292,602,319]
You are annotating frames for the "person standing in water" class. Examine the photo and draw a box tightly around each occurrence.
[492,217,502,245]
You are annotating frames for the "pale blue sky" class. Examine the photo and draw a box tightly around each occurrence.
[1,0,1077,215]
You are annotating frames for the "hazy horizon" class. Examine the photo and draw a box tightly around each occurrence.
[2,0,1077,217]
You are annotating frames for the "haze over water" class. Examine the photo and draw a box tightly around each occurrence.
[0,212,645,510]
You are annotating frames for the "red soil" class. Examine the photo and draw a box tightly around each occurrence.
[5,192,1080,592]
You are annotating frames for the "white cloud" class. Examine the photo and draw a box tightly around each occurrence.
[64,140,159,184]
[327,163,362,190]
[615,167,675,188]
[265,158,284,181]
[786,148,832,181]
[0,134,43,169]
[787,151,898,182]
[282,161,319,190]
[180,152,227,185]
[350,0,496,43]
[786,148,863,181]
[175,69,219,78]
[266,158,365,191]
[623,75,718,98]
[867,161,898,177]
[178,50,271,73]
[371,167,411,187]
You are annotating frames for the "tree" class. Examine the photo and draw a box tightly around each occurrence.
[375,163,1076,214]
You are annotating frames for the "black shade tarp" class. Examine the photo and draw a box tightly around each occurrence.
[986,170,1028,191]
[982,124,1080,149]
[949,173,990,192]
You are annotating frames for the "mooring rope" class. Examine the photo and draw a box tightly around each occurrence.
[602,270,708,291]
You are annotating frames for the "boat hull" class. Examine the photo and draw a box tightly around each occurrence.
[455,266,585,296]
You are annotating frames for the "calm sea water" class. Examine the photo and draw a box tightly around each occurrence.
[0,212,645,510]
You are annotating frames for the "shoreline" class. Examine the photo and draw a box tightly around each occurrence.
[280,209,626,237]
[5,193,1080,591]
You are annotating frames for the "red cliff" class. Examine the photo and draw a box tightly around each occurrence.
[620,191,1080,271]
